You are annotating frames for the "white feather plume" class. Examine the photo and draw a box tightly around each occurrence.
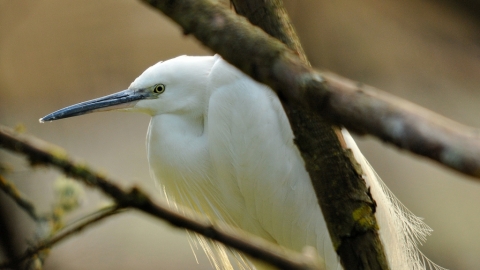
[341,129,445,270]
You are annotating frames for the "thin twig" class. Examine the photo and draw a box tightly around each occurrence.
[0,175,39,220]
[0,125,320,270]
[57,205,124,234]
[0,205,124,269]
[140,0,480,179]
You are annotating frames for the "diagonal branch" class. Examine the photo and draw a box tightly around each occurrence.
[140,0,480,179]
[0,125,320,270]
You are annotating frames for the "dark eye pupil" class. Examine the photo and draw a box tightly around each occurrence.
[155,85,164,93]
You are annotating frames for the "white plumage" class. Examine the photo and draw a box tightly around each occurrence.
[134,55,443,270]
[41,54,443,270]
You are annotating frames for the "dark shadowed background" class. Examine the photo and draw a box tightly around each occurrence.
[1,0,480,269]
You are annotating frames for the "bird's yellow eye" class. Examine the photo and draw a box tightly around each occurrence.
[153,84,165,94]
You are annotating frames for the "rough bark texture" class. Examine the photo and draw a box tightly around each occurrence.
[231,0,309,64]
[230,2,389,269]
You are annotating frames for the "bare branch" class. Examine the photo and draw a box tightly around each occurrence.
[140,0,480,179]
[0,175,39,221]
[0,206,123,269]
[0,125,321,270]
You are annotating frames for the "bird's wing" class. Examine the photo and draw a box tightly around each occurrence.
[206,58,340,269]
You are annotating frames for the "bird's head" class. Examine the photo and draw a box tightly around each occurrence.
[40,55,217,122]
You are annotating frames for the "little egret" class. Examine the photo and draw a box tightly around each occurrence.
[41,55,441,270]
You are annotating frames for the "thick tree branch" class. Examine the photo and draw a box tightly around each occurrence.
[231,0,308,64]
[0,125,320,270]
[140,0,480,179]
[231,1,389,269]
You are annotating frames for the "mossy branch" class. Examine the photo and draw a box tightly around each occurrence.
[230,0,389,269]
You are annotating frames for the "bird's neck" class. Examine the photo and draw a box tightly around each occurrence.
[147,113,206,166]
[152,112,205,137]
[146,112,208,181]
[146,112,219,215]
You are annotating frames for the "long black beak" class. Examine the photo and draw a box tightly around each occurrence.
[40,89,148,122]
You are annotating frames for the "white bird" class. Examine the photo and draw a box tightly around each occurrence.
[41,55,442,270]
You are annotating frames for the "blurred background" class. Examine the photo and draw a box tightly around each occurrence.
[1,0,480,269]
